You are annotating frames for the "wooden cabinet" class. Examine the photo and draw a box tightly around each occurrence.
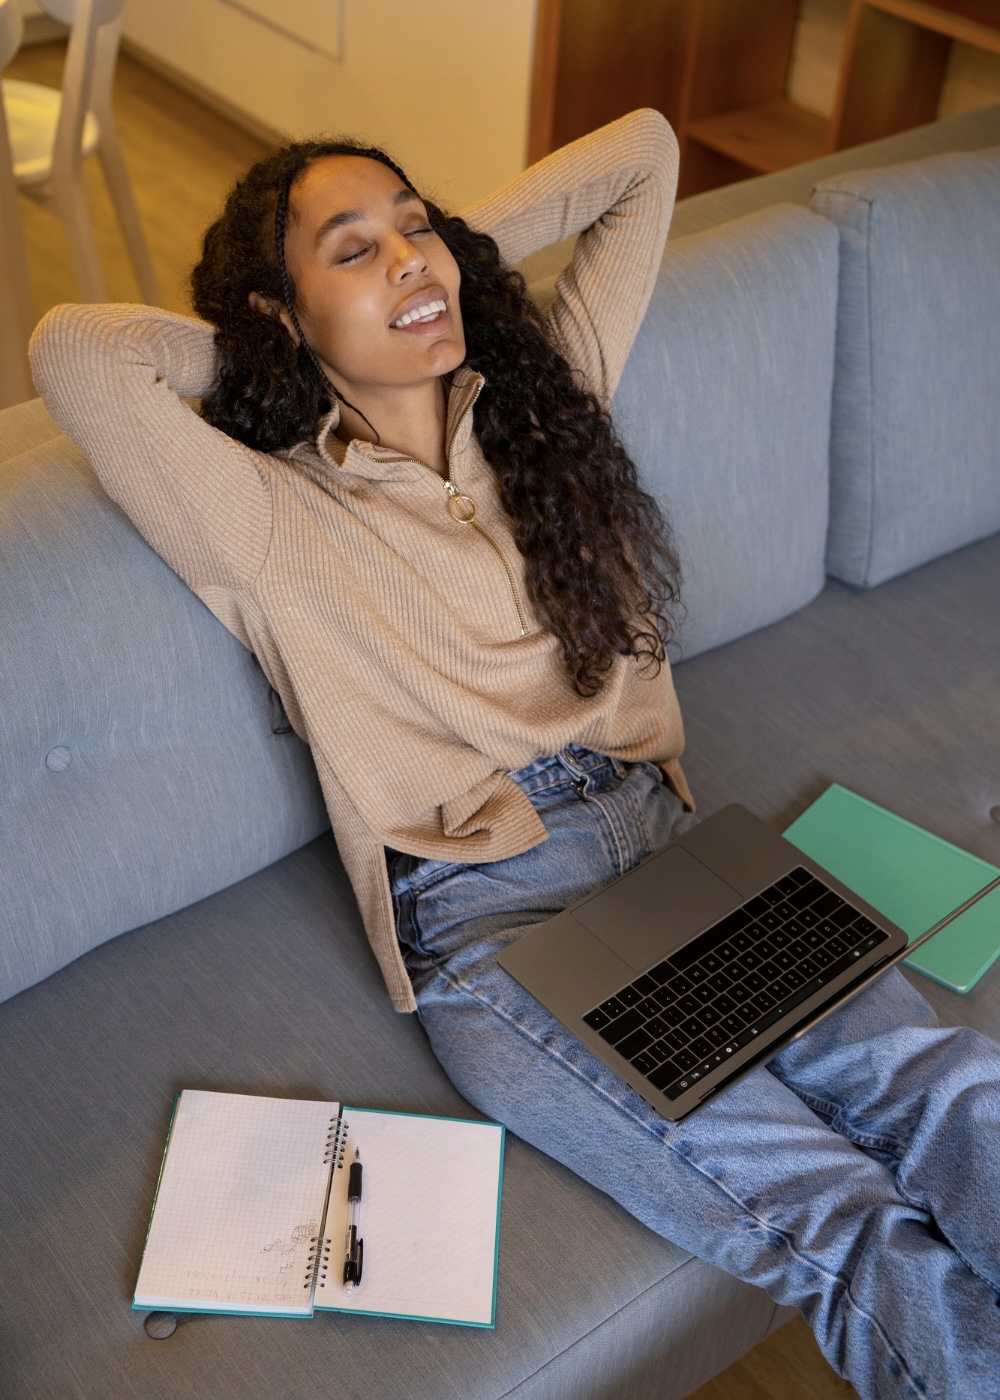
[831,0,1000,150]
[530,0,1000,196]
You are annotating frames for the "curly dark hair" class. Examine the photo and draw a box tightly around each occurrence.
[190,138,681,696]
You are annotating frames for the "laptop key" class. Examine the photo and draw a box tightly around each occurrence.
[677,993,701,1017]
[632,973,659,996]
[616,1027,654,1060]
[689,1036,713,1059]
[583,1007,610,1031]
[692,984,715,1006]
[812,891,844,920]
[666,973,693,996]
[636,996,661,1018]
[648,1059,682,1091]
[618,986,642,1007]
[630,1050,658,1075]
[713,992,737,1016]
[647,1038,673,1064]
[598,1009,643,1045]
[716,941,740,964]
[599,995,627,1019]
[707,970,733,994]
[705,1024,728,1047]
[645,1015,669,1039]
[673,1048,698,1072]
[649,960,674,984]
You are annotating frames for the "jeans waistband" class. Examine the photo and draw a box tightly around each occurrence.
[507,745,628,799]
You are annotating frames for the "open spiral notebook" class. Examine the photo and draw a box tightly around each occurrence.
[133,1091,505,1327]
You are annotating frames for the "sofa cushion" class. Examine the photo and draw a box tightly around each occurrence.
[0,836,780,1400]
[810,146,1000,588]
[673,527,1000,1042]
[0,411,329,1005]
[614,203,839,660]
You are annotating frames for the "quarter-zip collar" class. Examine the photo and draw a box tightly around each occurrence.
[291,366,486,482]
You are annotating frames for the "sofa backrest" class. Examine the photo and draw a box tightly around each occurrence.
[616,202,839,660]
[811,145,1000,588]
[0,405,328,1005]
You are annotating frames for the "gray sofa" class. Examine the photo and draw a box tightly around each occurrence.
[2,104,999,1400]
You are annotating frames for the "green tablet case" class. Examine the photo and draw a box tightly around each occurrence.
[784,784,1000,994]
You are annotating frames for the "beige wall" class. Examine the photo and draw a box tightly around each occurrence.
[120,0,536,211]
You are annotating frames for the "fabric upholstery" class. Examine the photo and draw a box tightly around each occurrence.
[0,834,781,1400]
[810,146,1000,587]
[614,204,838,660]
[674,528,1000,1040]
[669,103,1000,240]
[0,423,329,1004]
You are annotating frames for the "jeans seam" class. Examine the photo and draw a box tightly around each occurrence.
[456,963,937,1395]
[426,967,927,1398]
[786,1086,906,1159]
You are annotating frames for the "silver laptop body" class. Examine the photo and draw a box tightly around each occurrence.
[498,803,912,1121]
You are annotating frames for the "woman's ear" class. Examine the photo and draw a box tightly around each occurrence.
[248,291,300,346]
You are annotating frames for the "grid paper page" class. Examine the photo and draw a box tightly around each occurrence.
[318,1107,504,1326]
[135,1091,338,1315]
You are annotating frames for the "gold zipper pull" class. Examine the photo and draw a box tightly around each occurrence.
[443,479,478,524]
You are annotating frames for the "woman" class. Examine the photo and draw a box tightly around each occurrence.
[31,111,1000,1398]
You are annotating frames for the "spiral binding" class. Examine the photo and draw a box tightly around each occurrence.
[325,1116,349,1167]
[303,1235,332,1291]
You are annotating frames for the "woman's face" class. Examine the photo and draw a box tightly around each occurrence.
[278,155,465,403]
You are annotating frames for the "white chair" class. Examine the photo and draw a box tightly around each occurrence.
[0,0,34,406]
[2,0,159,305]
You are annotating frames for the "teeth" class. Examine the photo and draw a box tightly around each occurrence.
[392,298,446,327]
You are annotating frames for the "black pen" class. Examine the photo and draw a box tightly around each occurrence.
[343,1147,364,1291]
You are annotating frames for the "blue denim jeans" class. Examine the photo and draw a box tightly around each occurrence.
[388,748,1000,1399]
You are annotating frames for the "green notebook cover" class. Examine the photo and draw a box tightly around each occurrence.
[784,784,1000,994]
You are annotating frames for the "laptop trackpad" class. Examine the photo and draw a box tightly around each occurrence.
[570,846,741,971]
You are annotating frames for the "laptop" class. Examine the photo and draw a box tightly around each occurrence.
[498,803,1000,1122]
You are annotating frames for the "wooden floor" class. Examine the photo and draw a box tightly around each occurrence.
[7,41,268,320]
[5,40,863,1400]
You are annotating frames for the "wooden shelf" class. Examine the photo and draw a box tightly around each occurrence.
[686,99,830,174]
[865,0,1000,52]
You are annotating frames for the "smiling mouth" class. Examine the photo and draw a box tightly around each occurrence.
[390,298,447,329]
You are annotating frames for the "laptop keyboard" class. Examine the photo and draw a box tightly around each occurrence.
[582,866,889,1102]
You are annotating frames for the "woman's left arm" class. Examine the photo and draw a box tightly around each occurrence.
[462,108,678,409]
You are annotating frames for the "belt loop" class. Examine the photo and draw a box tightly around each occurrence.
[556,746,588,791]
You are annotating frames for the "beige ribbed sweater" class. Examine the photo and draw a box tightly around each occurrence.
[31,108,690,1012]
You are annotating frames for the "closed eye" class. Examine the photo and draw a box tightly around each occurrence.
[338,243,373,265]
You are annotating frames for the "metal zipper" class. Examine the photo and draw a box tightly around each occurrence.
[441,480,530,637]
[375,441,530,638]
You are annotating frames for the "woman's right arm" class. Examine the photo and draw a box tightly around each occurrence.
[29,304,273,591]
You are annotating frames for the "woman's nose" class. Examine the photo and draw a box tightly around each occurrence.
[388,235,427,280]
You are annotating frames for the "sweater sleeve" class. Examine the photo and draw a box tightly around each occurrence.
[29,303,273,592]
[461,109,678,407]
